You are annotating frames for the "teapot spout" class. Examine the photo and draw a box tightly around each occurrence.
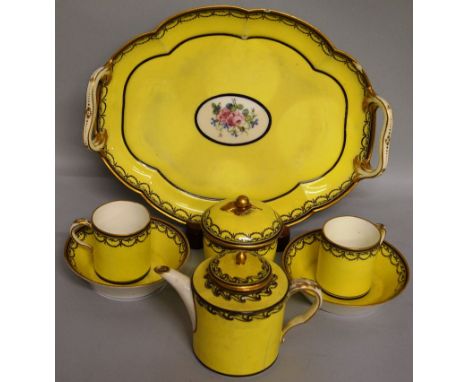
[154,266,196,330]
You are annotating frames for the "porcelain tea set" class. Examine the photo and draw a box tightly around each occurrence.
[65,6,409,376]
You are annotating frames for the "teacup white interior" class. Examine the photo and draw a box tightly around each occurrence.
[92,201,150,235]
[323,216,380,250]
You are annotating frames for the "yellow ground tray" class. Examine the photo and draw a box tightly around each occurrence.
[282,230,409,316]
[64,218,189,301]
[83,6,393,227]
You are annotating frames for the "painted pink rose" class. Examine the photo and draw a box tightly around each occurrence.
[226,110,245,126]
[217,107,231,124]
[232,110,245,126]
[225,114,234,126]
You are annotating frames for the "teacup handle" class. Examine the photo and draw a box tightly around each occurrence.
[281,278,323,342]
[375,223,386,245]
[70,218,93,252]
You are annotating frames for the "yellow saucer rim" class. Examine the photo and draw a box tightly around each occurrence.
[64,217,190,288]
[281,229,410,307]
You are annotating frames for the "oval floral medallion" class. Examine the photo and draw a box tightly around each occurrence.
[195,94,271,146]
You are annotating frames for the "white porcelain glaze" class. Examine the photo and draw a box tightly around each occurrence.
[92,200,150,235]
[323,215,382,250]
[92,282,166,302]
[156,268,196,330]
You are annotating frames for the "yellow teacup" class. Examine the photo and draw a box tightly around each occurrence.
[316,216,386,299]
[70,201,152,284]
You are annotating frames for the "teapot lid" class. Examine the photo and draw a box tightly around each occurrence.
[193,250,289,313]
[201,195,283,246]
[207,251,273,293]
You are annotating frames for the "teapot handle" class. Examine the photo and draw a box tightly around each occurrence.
[281,278,322,342]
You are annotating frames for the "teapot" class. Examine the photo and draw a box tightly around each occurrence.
[155,250,322,376]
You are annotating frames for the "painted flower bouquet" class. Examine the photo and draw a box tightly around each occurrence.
[211,98,259,138]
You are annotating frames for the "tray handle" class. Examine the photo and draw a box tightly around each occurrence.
[354,95,393,180]
[83,66,111,152]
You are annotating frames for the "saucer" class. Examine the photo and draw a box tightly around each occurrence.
[282,230,409,316]
[64,217,190,301]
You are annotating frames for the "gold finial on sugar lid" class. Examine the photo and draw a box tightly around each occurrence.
[221,195,261,216]
[235,195,251,210]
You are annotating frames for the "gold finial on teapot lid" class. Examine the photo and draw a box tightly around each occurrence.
[235,251,248,265]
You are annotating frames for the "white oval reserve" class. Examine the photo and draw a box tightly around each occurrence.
[195,94,271,146]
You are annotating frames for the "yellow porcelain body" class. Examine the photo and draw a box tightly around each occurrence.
[69,201,153,284]
[192,296,284,375]
[282,230,409,312]
[155,250,321,376]
[201,195,282,261]
[65,218,189,286]
[316,241,376,298]
[315,216,385,299]
[65,218,189,301]
[156,250,322,375]
[71,223,151,283]
[92,227,151,283]
[84,6,393,227]
[192,253,288,375]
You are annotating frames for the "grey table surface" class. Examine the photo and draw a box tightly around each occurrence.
[56,0,412,381]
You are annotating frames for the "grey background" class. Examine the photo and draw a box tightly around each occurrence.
[56,0,412,381]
